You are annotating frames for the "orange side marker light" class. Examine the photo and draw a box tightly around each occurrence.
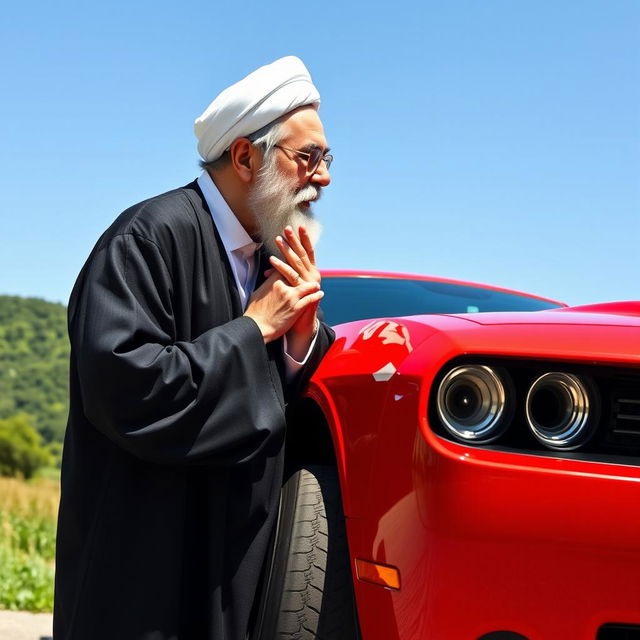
[355,558,401,590]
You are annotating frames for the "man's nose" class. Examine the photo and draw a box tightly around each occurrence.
[310,160,331,187]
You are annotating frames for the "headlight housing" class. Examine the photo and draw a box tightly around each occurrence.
[436,365,510,443]
[525,372,596,450]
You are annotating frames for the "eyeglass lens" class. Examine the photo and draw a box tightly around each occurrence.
[308,148,332,173]
[309,148,323,173]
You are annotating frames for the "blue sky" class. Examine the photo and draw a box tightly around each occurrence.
[1,0,638,306]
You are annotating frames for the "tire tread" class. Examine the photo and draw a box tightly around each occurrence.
[274,466,358,639]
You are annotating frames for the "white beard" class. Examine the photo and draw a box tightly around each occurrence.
[248,153,323,258]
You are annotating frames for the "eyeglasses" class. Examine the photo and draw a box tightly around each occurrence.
[274,145,333,174]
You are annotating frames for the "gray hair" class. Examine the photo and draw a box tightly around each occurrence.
[199,117,285,172]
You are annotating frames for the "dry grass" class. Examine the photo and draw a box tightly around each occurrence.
[0,477,59,520]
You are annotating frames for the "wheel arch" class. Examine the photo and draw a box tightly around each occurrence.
[285,383,352,514]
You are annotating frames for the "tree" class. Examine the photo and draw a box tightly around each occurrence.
[0,414,52,479]
[0,296,70,445]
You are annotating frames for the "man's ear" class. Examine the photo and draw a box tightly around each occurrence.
[229,138,259,184]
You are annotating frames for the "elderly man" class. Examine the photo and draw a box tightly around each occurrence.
[54,57,335,640]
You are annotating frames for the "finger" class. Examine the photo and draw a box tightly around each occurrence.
[295,280,321,297]
[269,255,303,286]
[284,226,312,268]
[267,269,283,281]
[298,226,316,265]
[263,268,275,277]
[255,270,280,287]
[295,289,324,311]
[275,235,307,276]
[250,270,283,298]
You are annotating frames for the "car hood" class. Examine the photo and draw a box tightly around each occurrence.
[321,304,640,383]
[441,302,640,328]
[393,305,640,368]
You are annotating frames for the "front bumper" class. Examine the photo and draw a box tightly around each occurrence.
[346,380,640,640]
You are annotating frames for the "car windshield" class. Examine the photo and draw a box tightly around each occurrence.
[320,277,562,326]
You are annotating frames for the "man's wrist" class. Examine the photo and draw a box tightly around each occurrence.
[288,316,318,340]
[243,312,276,344]
[285,316,318,361]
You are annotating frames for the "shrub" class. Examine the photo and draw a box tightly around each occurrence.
[0,414,52,479]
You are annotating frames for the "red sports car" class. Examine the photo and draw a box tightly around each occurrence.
[251,271,640,640]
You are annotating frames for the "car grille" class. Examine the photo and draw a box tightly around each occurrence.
[597,624,640,639]
[612,394,640,436]
[605,379,640,453]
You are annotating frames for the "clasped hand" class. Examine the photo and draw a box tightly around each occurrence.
[244,225,322,350]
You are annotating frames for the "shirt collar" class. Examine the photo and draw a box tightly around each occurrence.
[197,171,262,255]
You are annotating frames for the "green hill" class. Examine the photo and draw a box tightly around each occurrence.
[0,296,69,444]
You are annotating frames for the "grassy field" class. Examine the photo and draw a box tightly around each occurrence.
[0,476,58,612]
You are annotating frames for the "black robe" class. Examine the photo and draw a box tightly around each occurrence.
[53,181,334,640]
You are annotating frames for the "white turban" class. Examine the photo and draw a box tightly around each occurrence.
[194,56,320,163]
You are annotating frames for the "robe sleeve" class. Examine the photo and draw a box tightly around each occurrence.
[72,232,286,467]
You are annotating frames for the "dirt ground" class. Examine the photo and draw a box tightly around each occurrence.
[0,610,53,640]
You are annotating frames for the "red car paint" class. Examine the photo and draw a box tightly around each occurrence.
[308,272,640,640]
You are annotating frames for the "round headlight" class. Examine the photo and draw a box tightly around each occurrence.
[525,372,595,450]
[436,365,509,443]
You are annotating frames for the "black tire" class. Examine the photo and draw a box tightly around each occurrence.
[251,465,359,640]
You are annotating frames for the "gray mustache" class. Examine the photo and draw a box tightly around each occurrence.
[294,185,321,204]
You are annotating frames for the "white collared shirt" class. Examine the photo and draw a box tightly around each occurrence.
[197,171,316,374]
[197,171,261,309]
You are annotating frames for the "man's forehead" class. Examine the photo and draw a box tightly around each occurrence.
[280,107,328,147]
